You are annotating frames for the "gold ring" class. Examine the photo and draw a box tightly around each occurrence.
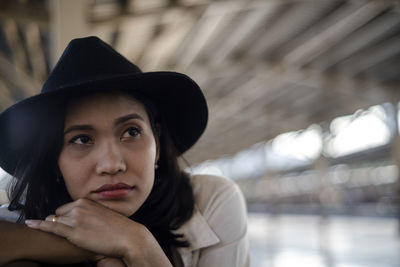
[52,216,58,223]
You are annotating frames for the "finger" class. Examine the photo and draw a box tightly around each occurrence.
[25,219,73,238]
[45,214,58,223]
[45,214,76,227]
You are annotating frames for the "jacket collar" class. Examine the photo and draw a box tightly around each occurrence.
[173,204,220,251]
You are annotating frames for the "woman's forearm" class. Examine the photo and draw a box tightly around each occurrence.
[0,220,94,265]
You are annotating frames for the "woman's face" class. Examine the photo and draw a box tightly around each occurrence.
[58,92,159,216]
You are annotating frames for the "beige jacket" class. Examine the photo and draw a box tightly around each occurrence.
[174,175,250,267]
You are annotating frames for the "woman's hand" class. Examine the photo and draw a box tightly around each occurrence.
[27,198,138,257]
[25,198,172,266]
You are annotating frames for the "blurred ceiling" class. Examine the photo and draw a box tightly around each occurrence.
[0,0,400,165]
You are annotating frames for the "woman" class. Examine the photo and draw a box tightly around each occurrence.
[0,36,249,266]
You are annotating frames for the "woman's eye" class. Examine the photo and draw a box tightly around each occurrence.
[122,127,142,138]
[70,135,92,145]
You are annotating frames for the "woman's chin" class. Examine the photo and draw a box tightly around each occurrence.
[96,200,138,217]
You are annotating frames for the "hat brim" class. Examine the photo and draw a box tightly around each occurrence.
[0,71,208,175]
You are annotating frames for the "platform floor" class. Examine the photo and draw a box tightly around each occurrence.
[248,213,400,267]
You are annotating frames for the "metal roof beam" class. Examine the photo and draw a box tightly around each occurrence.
[315,10,400,70]
[249,1,338,58]
[0,0,49,27]
[114,14,161,62]
[2,19,29,73]
[284,1,389,66]
[0,80,15,111]
[173,1,248,69]
[139,8,197,70]
[0,54,41,104]
[24,22,47,83]
[341,35,400,75]
[211,2,282,63]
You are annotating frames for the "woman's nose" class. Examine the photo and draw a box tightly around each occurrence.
[95,141,127,175]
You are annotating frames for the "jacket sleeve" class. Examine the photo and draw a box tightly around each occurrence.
[0,204,20,222]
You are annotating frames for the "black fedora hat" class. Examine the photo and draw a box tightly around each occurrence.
[0,36,208,175]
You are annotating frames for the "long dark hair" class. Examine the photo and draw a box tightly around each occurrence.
[7,90,195,262]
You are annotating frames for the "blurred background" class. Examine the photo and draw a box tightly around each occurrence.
[0,0,399,266]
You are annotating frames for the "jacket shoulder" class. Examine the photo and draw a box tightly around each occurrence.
[189,174,247,243]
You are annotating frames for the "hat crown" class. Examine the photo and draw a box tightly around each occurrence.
[42,36,142,93]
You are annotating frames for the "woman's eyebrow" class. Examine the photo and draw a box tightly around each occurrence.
[114,113,145,125]
[64,125,94,135]
[63,113,144,134]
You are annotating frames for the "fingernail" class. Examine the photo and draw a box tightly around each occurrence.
[25,220,39,227]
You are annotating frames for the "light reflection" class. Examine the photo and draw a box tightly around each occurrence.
[272,251,325,267]
[325,106,390,157]
[271,125,323,161]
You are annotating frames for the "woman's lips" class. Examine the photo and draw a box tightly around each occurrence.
[93,183,134,198]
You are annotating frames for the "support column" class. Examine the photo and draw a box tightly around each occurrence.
[312,122,334,267]
[49,0,89,67]
[313,153,334,267]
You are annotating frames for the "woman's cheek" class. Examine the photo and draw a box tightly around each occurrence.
[60,160,90,200]
[63,173,85,200]
[59,145,93,184]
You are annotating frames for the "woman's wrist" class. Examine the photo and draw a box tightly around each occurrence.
[121,224,149,265]
[121,225,172,267]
